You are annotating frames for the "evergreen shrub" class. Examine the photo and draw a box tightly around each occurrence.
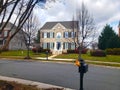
[90,50,106,57]
[106,48,120,55]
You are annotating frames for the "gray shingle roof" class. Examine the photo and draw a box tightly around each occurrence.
[40,21,78,30]
[0,22,17,30]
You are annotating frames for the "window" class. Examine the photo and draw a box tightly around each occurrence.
[43,43,47,49]
[4,31,8,37]
[47,43,50,49]
[71,43,75,50]
[68,43,71,49]
[44,32,47,38]
[56,32,61,39]
[64,32,68,38]
[0,40,3,44]
[64,42,68,49]
[47,32,50,38]
[50,32,54,38]
[71,32,74,38]
[50,42,54,49]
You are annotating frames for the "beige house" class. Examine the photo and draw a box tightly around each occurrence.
[0,22,27,50]
[40,21,78,54]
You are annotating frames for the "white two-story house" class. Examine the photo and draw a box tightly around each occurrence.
[40,21,78,54]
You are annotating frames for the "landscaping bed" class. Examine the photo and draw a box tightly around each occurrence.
[0,80,63,90]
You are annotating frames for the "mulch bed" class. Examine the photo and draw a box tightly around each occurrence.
[0,80,64,90]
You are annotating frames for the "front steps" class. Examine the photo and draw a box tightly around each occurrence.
[52,50,62,55]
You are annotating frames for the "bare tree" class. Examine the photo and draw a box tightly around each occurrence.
[22,12,40,59]
[0,0,61,51]
[76,2,95,58]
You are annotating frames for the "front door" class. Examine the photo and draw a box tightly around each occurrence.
[57,42,61,50]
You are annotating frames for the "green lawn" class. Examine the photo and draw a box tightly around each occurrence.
[55,54,120,63]
[0,50,48,59]
[0,50,120,63]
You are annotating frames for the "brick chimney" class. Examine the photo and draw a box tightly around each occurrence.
[118,21,120,37]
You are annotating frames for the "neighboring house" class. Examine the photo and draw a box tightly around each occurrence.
[118,21,120,37]
[0,22,27,50]
[40,21,78,54]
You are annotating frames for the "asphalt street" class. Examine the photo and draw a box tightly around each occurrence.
[0,59,120,90]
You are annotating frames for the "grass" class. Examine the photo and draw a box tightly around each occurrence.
[55,53,120,63]
[0,50,50,59]
[0,50,120,67]
[0,80,63,90]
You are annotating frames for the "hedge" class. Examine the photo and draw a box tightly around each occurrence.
[67,49,88,54]
[90,50,106,57]
[106,48,120,55]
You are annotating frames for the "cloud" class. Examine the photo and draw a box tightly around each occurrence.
[35,0,120,35]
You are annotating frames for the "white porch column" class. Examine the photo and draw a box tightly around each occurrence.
[54,42,57,50]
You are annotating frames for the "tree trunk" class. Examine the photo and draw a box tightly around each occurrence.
[0,37,11,51]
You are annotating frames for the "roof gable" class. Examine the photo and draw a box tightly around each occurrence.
[40,21,78,30]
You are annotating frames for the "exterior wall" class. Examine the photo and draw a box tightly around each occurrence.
[0,23,27,50]
[40,23,77,54]
[9,31,27,50]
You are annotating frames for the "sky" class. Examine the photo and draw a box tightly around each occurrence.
[34,0,120,36]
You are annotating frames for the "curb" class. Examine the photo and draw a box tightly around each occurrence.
[0,76,74,90]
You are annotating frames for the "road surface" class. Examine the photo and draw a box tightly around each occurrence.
[0,59,120,90]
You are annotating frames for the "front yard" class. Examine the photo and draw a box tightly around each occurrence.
[0,50,120,67]
[0,50,49,59]
[55,53,120,63]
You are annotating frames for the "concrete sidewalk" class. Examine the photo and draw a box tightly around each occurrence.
[0,75,74,90]
[35,56,120,68]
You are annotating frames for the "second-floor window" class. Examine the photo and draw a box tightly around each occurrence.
[4,31,8,37]
[64,32,68,38]
[43,32,54,38]
[50,32,54,38]
[44,32,47,38]
[56,32,61,39]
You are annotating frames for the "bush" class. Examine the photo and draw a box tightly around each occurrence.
[75,48,88,54]
[32,47,43,53]
[90,50,106,57]
[67,48,88,54]
[81,49,88,54]
[42,49,50,53]
[106,48,120,55]
[67,50,75,53]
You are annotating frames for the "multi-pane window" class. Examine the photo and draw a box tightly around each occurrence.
[71,43,75,50]
[71,32,74,38]
[50,32,54,38]
[44,32,47,38]
[43,43,47,49]
[43,42,54,49]
[43,32,54,38]
[47,33,50,38]
[63,42,75,50]
[64,32,68,38]
[4,31,8,37]
[63,42,68,49]
[56,32,61,39]
[70,32,76,38]
[50,42,54,49]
